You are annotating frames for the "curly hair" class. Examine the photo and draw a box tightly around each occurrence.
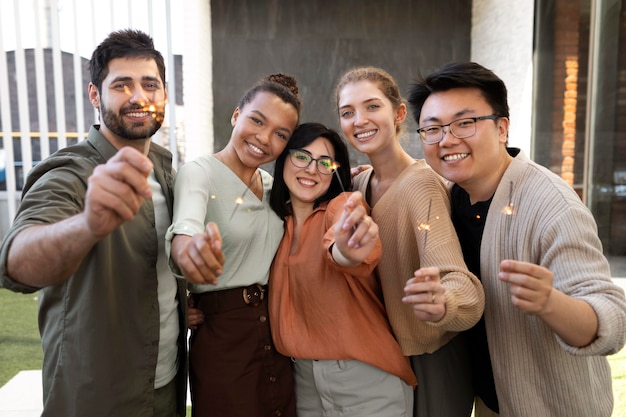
[238,73,302,122]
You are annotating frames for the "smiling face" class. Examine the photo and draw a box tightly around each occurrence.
[230,91,299,169]
[337,80,406,156]
[283,137,335,210]
[89,57,167,148]
[419,87,511,202]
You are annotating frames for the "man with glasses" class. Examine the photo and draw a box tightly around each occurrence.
[407,61,626,417]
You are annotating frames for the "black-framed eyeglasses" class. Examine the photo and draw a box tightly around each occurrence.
[288,149,335,175]
[417,114,500,145]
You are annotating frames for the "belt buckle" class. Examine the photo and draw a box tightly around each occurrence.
[242,284,264,307]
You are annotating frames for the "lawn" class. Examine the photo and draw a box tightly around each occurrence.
[0,289,624,416]
[0,290,41,386]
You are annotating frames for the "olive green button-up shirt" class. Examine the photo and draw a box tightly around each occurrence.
[0,126,188,417]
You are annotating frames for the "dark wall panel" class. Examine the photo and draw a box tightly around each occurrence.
[212,0,471,166]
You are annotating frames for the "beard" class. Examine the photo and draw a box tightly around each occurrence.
[100,102,162,140]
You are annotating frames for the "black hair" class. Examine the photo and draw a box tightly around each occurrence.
[270,122,351,219]
[238,73,302,122]
[89,29,166,93]
[406,62,510,125]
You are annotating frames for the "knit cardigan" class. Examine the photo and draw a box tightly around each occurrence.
[481,150,626,416]
[353,160,485,355]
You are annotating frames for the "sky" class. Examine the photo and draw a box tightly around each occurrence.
[0,0,184,58]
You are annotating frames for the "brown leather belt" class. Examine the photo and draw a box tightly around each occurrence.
[194,284,267,314]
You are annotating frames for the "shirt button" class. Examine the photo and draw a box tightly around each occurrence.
[274,410,282,416]
[269,376,276,383]
[264,344,271,351]
[259,315,267,323]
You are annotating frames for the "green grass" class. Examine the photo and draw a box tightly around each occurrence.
[0,289,624,417]
[613,345,626,416]
[0,290,42,385]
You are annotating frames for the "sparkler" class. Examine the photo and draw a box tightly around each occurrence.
[122,85,167,126]
[322,141,348,200]
[417,198,433,251]
[502,181,515,259]
[502,180,514,216]
[330,161,349,197]
[143,103,166,124]
[229,171,260,220]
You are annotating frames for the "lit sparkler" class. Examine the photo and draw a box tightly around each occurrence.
[229,171,260,220]
[122,86,167,125]
[502,180,514,216]
[143,103,166,124]
[418,198,433,250]
[322,142,349,202]
[331,161,348,196]
[502,181,514,258]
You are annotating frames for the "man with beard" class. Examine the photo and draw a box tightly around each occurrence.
[0,29,188,417]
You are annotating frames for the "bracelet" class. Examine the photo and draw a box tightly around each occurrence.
[331,243,357,267]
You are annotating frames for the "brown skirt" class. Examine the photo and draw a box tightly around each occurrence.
[190,286,296,417]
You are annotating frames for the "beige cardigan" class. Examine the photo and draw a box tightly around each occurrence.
[479,150,626,416]
[353,160,485,355]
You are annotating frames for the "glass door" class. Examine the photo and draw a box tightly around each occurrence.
[532,0,626,260]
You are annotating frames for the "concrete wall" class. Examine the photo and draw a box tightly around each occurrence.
[471,0,535,155]
[210,0,473,167]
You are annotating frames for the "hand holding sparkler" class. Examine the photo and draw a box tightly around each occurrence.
[85,147,153,238]
[401,197,445,321]
[170,222,225,285]
[331,191,379,267]
[402,266,446,322]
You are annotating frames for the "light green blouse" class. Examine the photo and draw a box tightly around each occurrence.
[166,155,284,293]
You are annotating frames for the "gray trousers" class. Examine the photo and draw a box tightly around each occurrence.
[294,358,413,417]
[410,334,474,417]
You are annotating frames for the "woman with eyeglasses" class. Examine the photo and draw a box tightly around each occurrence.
[268,122,417,417]
[334,67,485,417]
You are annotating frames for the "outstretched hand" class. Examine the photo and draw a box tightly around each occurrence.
[171,222,225,285]
[498,260,553,315]
[402,267,446,322]
[332,191,378,266]
[84,146,153,238]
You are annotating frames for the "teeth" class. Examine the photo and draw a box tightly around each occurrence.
[127,112,149,118]
[356,131,375,139]
[298,178,316,186]
[443,153,468,161]
[248,143,264,155]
